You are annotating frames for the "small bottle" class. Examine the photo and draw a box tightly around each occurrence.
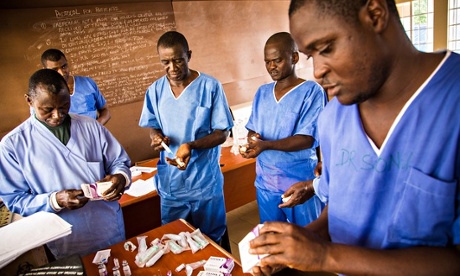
[113,258,120,268]
[112,266,121,276]
[98,263,108,276]
[122,260,132,276]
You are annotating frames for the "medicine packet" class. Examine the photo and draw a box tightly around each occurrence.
[204,256,234,274]
[81,181,112,200]
[238,224,269,273]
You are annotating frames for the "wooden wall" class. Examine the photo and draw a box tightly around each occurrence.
[0,0,314,163]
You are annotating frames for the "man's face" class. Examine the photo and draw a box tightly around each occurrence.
[26,85,71,127]
[289,3,388,105]
[158,45,191,82]
[44,57,70,83]
[264,42,296,82]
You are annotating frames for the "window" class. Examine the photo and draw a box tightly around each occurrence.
[448,0,460,52]
[397,0,434,52]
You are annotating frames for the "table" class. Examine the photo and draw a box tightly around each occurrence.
[119,163,160,239]
[82,219,248,276]
[82,219,335,276]
[120,146,256,239]
[219,147,257,212]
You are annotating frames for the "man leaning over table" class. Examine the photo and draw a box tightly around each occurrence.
[0,69,130,260]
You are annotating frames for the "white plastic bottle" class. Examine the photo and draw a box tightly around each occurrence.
[98,263,108,276]
[112,266,121,276]
[122,260,132,276]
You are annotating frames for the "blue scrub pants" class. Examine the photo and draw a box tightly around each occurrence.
[160,194,227,243]
[256,187,324,226]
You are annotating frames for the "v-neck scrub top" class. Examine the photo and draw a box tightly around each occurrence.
[246,80,327,192]
[0,114,131,259]
[317,51,460,249]
[139,72,233,199]
[69,76,107,119]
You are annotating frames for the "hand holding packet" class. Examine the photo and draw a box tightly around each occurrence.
[81,181,113,200]
[238,224,269,273]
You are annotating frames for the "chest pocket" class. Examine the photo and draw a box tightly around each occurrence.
[84,95,96,111]
[387,167,456,246]
[276,110,299,138]
[193,106,212,137]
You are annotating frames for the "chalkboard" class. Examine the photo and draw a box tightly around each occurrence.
[0,1,175,135]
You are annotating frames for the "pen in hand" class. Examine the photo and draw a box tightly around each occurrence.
[161,141,186,167]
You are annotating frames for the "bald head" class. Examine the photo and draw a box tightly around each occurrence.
[265,32,298,54]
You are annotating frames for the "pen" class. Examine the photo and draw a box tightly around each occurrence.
[161,141,185,167]
[161,141,174,155]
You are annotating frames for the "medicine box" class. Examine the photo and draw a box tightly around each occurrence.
[204,256,234,274]
[81,181,112,200]
[197,271,223,276]
[238,224,269,273]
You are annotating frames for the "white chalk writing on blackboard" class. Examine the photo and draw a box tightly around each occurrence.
[26,3,176,107]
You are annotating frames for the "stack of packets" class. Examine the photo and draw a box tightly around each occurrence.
[93,228,235,275]
[81,181,113,200]
[176,256,234,276]
[120,228,225,276]
[238,224,269,273]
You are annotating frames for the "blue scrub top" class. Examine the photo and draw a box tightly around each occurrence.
[318,51,460,249]
[139,72,234,200]
[69,76,107,119]
[246,80,327,192]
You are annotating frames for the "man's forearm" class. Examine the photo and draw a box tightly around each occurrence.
[264,134,315,152]
[97,107,111,125]
[187,129,228,150]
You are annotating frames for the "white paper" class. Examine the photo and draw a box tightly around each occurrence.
[0,211,72,268]
[92,249,111,264]
[238,224,269,273]
[125,177,156,197]
[130,166,157,174]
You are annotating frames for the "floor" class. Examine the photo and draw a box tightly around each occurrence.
[226,200,260,262]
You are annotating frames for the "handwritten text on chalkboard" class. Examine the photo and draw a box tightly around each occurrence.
[25,2,176,106]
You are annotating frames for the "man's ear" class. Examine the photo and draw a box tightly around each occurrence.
[292,51,299,65]
[360,0,389,34]
[187,50,192,61]
[24,94,33,106]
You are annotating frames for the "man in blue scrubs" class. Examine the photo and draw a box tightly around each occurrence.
[249,0,460,275]
[241,32,326,226]
[0,69,131,260]
[41,49,111,125]
[139,31,233,243]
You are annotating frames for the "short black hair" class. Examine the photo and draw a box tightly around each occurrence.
[289,0,399,23]
[157,31,189,52]
[28,69,69,98]
[41,49,66,67]
[266,32,298,53]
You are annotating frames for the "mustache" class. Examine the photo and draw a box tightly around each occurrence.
[320,77,330,85]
